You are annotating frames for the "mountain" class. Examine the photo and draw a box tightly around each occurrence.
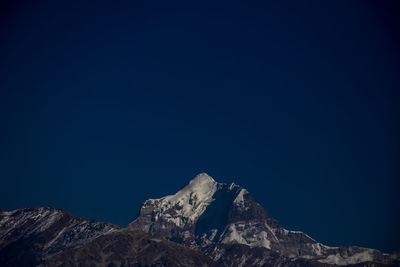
[0,207,119,266]
[42,228,218,267]
[1,173,399,266]
[0,207,217,267]
[129,173,399,266]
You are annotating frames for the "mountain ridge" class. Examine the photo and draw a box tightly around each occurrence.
[0,206,219,267]
[129,173,399,266]
[1,173,399,266]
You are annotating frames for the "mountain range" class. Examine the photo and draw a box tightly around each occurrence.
[1,173,399,266]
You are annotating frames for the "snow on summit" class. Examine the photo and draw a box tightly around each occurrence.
[129,173,399,266]
[147,173,218,227]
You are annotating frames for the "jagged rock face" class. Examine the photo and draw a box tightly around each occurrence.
[1,174,399,266]
[130,173,399,267]
[0,207,119,266]
[0,207,219,267]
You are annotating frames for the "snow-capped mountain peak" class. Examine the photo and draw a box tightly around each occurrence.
[137,173,218,228]
[178,172,217,201]
[188,172,216,185]
[2,174,398,267]
[130,173,399,266]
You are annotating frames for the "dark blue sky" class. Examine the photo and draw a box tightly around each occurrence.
[1,1,399,253]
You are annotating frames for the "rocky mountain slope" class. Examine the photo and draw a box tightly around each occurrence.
[129,173,399,266]
[0,207,216,267]
[0,207,119,266]
[1,173,399,266]
[42,228,218,267]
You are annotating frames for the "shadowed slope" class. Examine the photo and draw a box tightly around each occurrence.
[43,228,219,267]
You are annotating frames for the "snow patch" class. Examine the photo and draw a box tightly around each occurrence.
[264,223,278,241]
[228,182,237,190]
[234,189,247,204]
[209,229,218,241]
[283,229,317,242]
[311,243,326,256]
[221,223,271,249]
[318,250,374,265]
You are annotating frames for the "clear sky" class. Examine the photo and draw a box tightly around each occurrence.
[1,0,399,253]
